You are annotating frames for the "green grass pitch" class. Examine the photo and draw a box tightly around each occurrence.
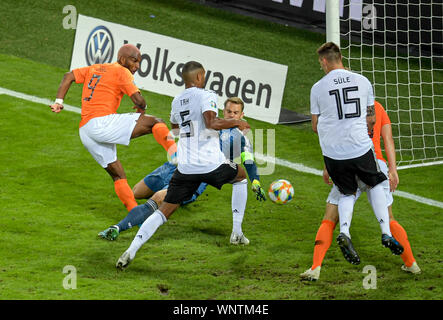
[0,0,442,300]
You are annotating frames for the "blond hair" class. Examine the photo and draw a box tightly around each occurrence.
[224,97,245,111]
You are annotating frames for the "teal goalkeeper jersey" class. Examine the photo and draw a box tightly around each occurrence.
[219,128,259,182]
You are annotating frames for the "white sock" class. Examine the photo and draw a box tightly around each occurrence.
[232,179,247,235]
[127,210,167,259]
[367,183,391,236]
[338,194,356,238]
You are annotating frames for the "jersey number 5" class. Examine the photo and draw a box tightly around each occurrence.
[329,86,361,120]
[84,74,102,101]
[179,110,194,138]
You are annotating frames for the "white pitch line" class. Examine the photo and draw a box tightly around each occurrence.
[255,154,443,209]
[398,160,443,170]
[1,86,442,209]
[0,87,81,114]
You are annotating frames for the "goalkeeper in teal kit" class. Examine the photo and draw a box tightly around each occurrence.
[99,97,265,245]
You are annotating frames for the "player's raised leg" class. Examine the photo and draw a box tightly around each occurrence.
[131,115,178,158]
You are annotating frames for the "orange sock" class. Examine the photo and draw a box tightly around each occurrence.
[114,179,138,212]
[152,123,177,156]
[390,220,416,267]
[311,220,336,270]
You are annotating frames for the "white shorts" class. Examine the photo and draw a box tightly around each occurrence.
[326,159,393,207]
[79,113,141,168]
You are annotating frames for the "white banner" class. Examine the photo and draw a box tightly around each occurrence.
[70,15,288,124]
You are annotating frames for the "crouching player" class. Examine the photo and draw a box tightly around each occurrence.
[300,101,421,281]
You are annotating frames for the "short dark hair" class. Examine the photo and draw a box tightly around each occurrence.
[317,42,342,63]
[182,61,204,75]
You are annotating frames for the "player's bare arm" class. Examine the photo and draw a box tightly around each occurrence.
[311,114,318,133]
[367,104,376,117]
[381,123,399,192]
[366,105,376,137]
[203,110,250,132]
[130,91,147,113]
[50,71,75,113]
[322,166,332,185]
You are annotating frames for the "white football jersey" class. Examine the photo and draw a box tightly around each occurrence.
[310,68,374,160]
[170,87,226,174]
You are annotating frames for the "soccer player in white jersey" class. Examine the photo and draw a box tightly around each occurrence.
[310,42,404,265]
[116,61,250,270]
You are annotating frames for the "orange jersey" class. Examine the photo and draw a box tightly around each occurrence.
[371,101,391,162]
[73,62,139,127]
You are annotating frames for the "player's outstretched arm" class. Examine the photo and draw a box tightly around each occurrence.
[381,123,399,192]
[243,156,266,201]
[240,136,266,201]
[203,111,250,132]
[50,71,75,113]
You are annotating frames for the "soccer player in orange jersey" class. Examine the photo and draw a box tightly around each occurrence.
[301,101,421,281]
[50,44,177,212]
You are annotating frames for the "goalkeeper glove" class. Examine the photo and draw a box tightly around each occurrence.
[252,179,266,201]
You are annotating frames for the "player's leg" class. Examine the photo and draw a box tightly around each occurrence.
[101,162,177,240]
[132,162,176,199]
[324,156,361,265]
[388,207,421,273]
[117,171,200,269]
[358,151,403,255]
[232,164,247,182]
[79,123,138,212]
[312,202,339,266]
[132,180,155,199]
[199,162,249,245]
[324,157,357,238]
[99,192,164,241]
[226,165,249,244]
[131,115,177,157]
[230,176,248,245]
[105,160,138,212]
[301,200,338,281]
[374,159,417,271]
[117,204,172,269]
[79,114,144,212]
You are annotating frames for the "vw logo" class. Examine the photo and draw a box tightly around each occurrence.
[85,25,114,66]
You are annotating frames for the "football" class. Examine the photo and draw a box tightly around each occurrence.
[268,179,294,204]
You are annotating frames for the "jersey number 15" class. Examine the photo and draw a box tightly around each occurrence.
[329,86,361,120]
